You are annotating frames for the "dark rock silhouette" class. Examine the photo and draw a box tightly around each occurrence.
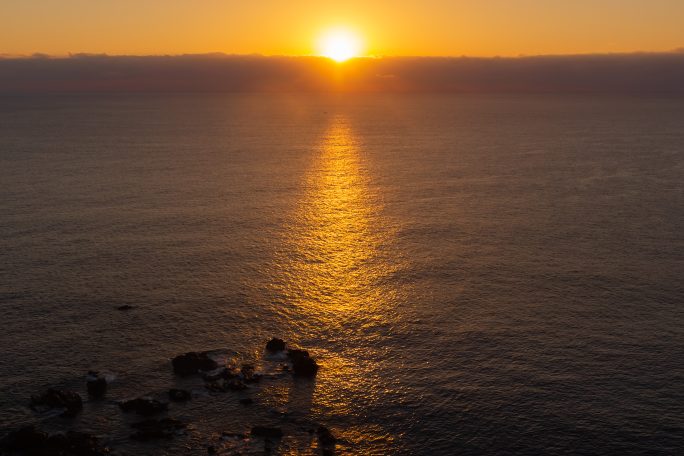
[317,426,337,451]
[202,367,233,382]
[119,397,168,416]
[250,426,283,439]
[239,397,254,405]
[130,418,186,441]
[205,378,248,392]
[266,337,286,352]
[30,388,83,417]
[116,305,134,311]
[86,371,107,398]
[168,388,191,402]
[240,363,262,383]
[287,349,319,377]
[0,426,109,455]
[172,351,219,375]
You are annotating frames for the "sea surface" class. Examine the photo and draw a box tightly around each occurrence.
[0,93,683,455]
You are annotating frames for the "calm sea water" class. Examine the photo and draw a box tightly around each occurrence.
[0,94,683,455]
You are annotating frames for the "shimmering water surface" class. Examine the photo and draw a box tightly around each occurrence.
[1,94,683,455]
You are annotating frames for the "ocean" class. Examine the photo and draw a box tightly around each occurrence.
[0,93,683,455]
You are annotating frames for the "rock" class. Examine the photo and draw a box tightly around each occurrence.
[0,426,109,455]
[240,363,262,383]
[266,338,286,352]
[207,445,217,454]
[86,371,107,398]
[116,305,134,311]
[30,388,83,417]
[317,426,337,447]
[239,397,254,405]
[202,367,235,382]
[287,349,319,377]
[250,426,283,439]
[172,351,219,376]
[130,418,186,441]
[119,397,168,416]
[168,388,192,402]
[205,377,248,393]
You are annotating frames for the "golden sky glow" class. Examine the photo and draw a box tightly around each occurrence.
[2,0,684,57]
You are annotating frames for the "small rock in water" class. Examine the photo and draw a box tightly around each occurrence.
[116,304,134,311]
[119,397,168,416]
[168,388,192,402]
[240,363,262,383]
[86,371,107,398]
[202,366,234,381]
[266,338,286,352]
[29,388,83,417]
[172,351,219,376]
[251,426,283,439]
[239,397,254,405]
[130,418,187,441]
[287,349,319,377]
[317,426,337,448]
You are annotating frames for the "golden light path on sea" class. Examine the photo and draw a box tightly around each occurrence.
[267,114,403,452]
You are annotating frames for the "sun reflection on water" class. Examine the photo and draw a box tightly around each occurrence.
[267,114,403,451]
[278,117,396,329]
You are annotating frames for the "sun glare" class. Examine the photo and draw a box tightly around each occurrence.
[317,28,363,62]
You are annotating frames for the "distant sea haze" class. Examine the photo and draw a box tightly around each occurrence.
[1,52,684,93]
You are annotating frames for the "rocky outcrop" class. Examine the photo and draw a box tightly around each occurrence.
[287,349,319,377]
[30,388,83,417]
[317,426,337,453]
[172,351,219,376]
[265,338,286,352]
[86,371,107,399]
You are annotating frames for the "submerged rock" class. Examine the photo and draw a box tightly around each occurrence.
[202,367,235,382]
[168,388,192,402]
[119,397,168,416]
[205,378,248,393]
[265,338,286,352]
[30,388,83,417]
[172,351,219,376]
[250,426,283,439]
[116,305,134,311]
[317,426,337,448]
[287,349,319,377]
[0,426,109,455]
[240,363,262,384]
[130,418,187,441]
[86,371,107,398]
[239,397,254,405]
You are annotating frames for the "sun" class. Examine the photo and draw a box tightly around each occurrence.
[317,28,363,62]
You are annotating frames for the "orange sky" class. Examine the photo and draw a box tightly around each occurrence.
[2,0,684,57]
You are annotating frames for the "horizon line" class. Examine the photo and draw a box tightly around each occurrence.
[2,49,684,61]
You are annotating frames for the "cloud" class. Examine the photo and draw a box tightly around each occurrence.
[1,52,683,94]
